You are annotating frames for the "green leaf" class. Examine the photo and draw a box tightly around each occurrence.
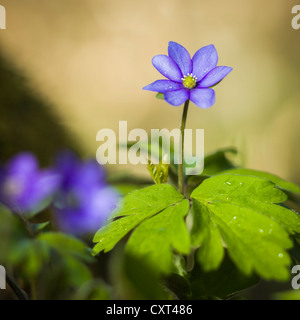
[114,183,147,196]
[189,252,259,299]
[0,206,26,261]
[92,184,191,274]
[191,174,300,281]
[72,280,110,300]
[8,239,49,277]
[108,171,153,185]
[126,200,190,273]
[38,232,93,263]
[63,255,92,287]
[191,201,224,271]
[202,147,237,176]
[222,168,300,194]
[192,174,300,235]
[273,290,300,300]
[147,160,169,184]
[37,232,94,287]
[120,252,168,299]
[30,221,52,235]
[187,147,237,195]
[92,184,184,255]
[112,183,184,218]
[156,93,164,100]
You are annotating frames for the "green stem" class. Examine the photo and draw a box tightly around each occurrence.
[6,273,29,300]
[30,276,37,300]
[178,99,190,195]
[15,210,34,239]
[14,210,37,299]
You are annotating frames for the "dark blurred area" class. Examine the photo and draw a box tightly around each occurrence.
[0,50,80,166]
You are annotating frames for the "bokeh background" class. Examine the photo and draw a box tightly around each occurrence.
[0,0,299,183]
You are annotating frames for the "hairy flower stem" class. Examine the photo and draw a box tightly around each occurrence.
[178,99,190,196]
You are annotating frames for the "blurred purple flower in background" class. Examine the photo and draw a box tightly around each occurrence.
[143,41,232,108]
[53,151,119,236]
[0,152,60,214]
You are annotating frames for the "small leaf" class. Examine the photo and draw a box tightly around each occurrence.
[191,174,300,281]
[156,93,164,100]
[126,200,190,274]
[147,160,169,184]
[30,221,52,235]
[202,147,237,176]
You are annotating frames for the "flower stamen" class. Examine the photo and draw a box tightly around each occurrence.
[182,73,197,89]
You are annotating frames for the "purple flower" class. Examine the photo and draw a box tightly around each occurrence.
[53,152,119,236]
[0,152,60,214]
[143,41,232,108]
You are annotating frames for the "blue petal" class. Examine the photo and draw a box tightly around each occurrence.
[55,186,119,236]
[7,152,38,176]
[73,160,107,190]
[27,171,61,209]
[190,88,216,108]
[143,80,183,93]
[192,45,218,81]
[198,66,233,88]
[152,55,183,82]
[164,89,189,106]
[168,41,192,76]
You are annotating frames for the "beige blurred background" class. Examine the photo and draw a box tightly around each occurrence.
[0,0,299,183]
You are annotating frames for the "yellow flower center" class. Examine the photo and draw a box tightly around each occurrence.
[182,73,197,89]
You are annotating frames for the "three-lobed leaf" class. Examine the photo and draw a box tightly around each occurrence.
[92,184,190,274]
[191,173,300,281]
